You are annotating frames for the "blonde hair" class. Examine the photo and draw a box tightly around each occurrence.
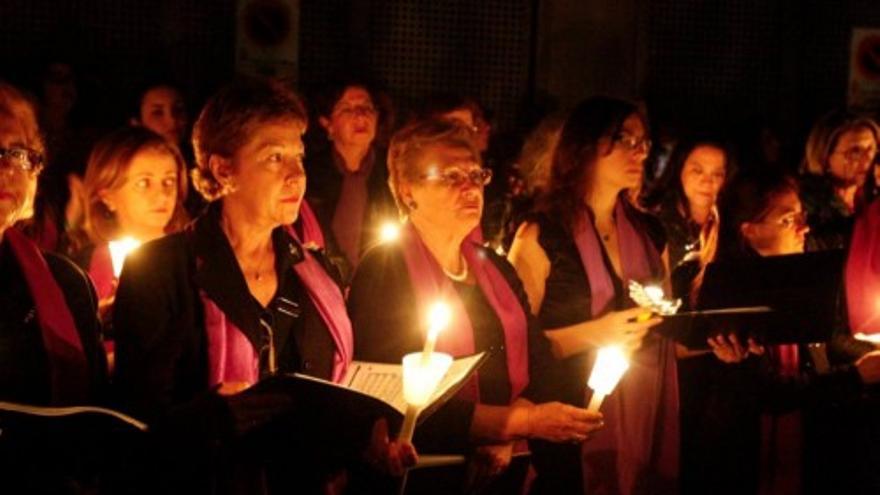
[81,126,189,245]
[803,109,880,176]
[387,118,480,217]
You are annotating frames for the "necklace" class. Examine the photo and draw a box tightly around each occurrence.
[443,255,469,282]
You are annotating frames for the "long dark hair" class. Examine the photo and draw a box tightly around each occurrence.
[536,96,645,233]
[643,136,733,215]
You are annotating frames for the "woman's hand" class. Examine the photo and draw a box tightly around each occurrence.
[465,442,514,490]
[363,418,418,477]
[596,307,662,352]
[707,333,764,364]
[527,402,604,443]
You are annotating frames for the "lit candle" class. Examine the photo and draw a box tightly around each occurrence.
[586,346,630,412]
[379,220,401,243]
[398,351,453,443]
[421,301,451,365]
[108,237,142,278]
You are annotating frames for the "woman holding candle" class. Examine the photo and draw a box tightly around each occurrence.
[304,79,397,281]
[0,81,107,490]
[349,118,602,494]
[113,78,415,494]
[70,126,188,303]
[507,96,673,495]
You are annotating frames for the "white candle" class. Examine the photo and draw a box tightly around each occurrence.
[108,237,142,278]
[398,351,453,443]
[421,301,451,365]
[586,346,630,412]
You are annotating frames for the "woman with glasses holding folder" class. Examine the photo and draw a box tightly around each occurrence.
[113,78,415,494]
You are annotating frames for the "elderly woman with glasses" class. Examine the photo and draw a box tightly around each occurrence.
[800,109,880,251]
[0,81,107,490]
[508,97,674,495]
[349,118,602,494]
[112,78,415,494]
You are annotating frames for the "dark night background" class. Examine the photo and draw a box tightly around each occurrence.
[1,0,878,160]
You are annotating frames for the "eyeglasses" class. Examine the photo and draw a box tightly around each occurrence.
[333,104,377,118]
[420,167,493,188]
[0,147,44,173]
[763,211,807,230]
[614,133,651,153]
[835,145,877,163]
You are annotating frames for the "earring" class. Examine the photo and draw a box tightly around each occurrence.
[408,200,418,211]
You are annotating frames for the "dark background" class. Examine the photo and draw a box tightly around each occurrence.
[1,0,878,155]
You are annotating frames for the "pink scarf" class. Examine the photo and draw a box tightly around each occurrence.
[6,228,89,404]
[298,200,326,249]
[846,198,880,335]
[399,222,529,402]
[204,227,353,387]
[87,244,116,301]
[573,198,679,495]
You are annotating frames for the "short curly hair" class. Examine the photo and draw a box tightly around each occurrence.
[387,118,480,217]
[191,77,307,201]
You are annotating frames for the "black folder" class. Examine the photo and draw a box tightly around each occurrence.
[655,250,845,349]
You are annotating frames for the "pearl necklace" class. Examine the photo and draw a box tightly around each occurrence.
[443,255,469,282]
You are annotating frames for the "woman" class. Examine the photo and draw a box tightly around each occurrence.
[113,78,415,494]
[800,109,880,251]
[305,80,398,281]
[348,119,602,494]
[0,80,107,490]
[508,96,673,495]
[685,171,880,495]
[72,126,188,302]
[644,138,730,272]
[130,81,189,150]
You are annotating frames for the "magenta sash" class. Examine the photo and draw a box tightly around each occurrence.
[572,199,679,495]
[6,228,89,404]
[204,228,353,386]
[399,222,529,402]
[298,200,326,249]
[87,244,116,301]
[847,199,880,335]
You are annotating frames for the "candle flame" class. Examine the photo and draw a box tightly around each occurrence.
[587,346,630,396]
[379,221,401,243]
[427,301,452,339]
[108,237,142,277]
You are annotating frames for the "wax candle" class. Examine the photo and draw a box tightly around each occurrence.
[586,346,630,412]
[108,237,142,278]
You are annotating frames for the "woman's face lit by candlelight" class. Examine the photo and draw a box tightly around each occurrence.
[213,120,306,228]
[0,116,38,232]
[99,148,179,241]
[741,189,809,256]
[592,113,649,193]
[320,86,377,149]
[827,126,877,187]
[680,145,726,213]
[403,144,486,238]
[137,85,188,146]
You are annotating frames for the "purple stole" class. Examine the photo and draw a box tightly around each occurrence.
[6,228,89,404]
[202,227,353,387]
[847,198,880,335]
[399,222,529,402]
[87,243,116,301]
[573,199,679,495]
[298,200,326,249]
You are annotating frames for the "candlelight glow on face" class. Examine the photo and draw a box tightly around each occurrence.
[586,346,630,412]
[379,221,401,243]
[108,237,142,277]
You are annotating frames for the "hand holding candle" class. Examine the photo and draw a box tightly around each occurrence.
[586,346,630,412]
[399,301,454,443]
[108,237,142,278]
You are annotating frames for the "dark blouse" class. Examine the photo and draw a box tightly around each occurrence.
[655,196,701,270]
[348,240,553,452]
[800,174,855,252]
[530,208,666,406]
[0,240,106,405]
